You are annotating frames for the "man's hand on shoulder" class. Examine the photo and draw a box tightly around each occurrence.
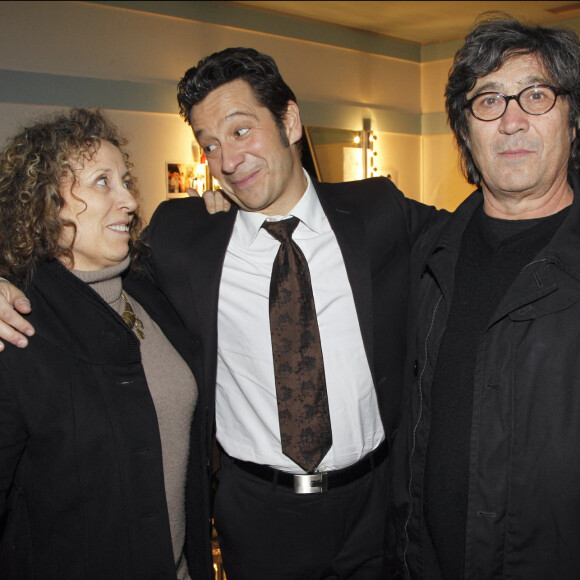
[187,188,232,214]
[0,280,34,349]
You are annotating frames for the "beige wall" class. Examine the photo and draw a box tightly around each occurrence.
[0,1,421,114]
[420,57,471,209]
[421,59,453,114]
[422,134,473,210]
[0,1,469,218]
[375,133,422,201]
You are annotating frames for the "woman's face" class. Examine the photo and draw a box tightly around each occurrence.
[59,140,138,271]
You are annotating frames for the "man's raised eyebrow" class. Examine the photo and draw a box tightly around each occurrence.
[224,110,258,122]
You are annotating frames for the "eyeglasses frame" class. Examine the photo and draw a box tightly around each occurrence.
[466,84,566,122]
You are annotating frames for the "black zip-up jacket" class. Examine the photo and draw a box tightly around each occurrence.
[390,173,580,579]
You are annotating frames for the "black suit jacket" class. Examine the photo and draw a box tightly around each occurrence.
[144,176,435,576]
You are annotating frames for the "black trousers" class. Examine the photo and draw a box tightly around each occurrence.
[213,453,390,580]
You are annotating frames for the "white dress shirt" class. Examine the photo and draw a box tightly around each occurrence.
[216,172,384,473]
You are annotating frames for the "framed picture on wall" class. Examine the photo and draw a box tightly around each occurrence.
[166,161,211,199]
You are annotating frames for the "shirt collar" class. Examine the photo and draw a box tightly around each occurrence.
[233,170,326,247]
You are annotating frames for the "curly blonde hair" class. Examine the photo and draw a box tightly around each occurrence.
[0,108,146,285]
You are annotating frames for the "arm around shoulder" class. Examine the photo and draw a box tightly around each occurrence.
[374,177,444,244]
[0,279,34,350]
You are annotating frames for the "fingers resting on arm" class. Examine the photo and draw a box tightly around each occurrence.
[0,279,34,350]
[187,188,232,214]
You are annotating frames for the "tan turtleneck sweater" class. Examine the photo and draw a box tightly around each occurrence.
[73,257,197,580]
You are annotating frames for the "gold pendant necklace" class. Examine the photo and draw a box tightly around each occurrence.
[120,292,145,340]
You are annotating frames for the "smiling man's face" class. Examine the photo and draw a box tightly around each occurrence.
[191,79,306,216]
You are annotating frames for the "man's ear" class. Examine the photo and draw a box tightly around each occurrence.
[283,101,303,146]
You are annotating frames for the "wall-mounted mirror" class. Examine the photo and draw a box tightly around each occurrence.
[302,126,363,183]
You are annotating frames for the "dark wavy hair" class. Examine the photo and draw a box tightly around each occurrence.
[0,108,146,286]
[177,47,297,146]
[446,13,580,185]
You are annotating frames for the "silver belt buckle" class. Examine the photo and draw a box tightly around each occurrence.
[293,472,328,494]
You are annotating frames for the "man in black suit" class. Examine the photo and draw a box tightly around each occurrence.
[0,48,433,579]
[148,48,435,579]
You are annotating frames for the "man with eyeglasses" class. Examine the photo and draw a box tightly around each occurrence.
[389,14,580,580]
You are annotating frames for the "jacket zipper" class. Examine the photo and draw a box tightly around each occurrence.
[402,293,443,577]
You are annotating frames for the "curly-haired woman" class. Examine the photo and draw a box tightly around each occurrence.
[0,109,203,579]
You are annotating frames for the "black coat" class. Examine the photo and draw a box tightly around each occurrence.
[391,174,580,579]
[0,260,203,580]
[144,177,436,573]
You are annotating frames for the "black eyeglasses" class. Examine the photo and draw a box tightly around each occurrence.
[466,84,565,121]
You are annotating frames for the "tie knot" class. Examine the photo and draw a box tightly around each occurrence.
[262,216,300,243]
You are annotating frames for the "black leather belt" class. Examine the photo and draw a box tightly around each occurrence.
[232,440,389,494]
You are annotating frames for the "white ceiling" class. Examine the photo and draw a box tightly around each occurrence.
[230,1,580,45]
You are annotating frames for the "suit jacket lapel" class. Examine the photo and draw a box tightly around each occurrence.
[315,183,375,376]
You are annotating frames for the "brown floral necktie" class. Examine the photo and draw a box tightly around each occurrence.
[263,217,332,473]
